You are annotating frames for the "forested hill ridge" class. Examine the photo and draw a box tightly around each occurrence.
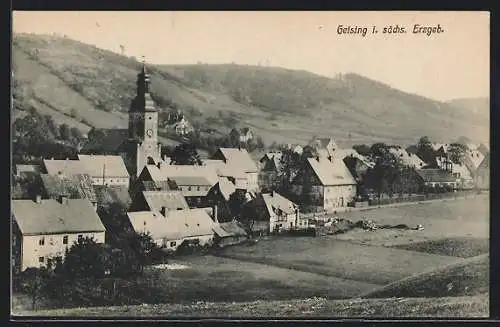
[12,33,489,147]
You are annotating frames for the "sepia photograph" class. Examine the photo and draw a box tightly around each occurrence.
[11,11,490,319]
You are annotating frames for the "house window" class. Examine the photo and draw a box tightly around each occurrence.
[63,235,68,245]
[39,237,45,246]
[78,234,83,242]
[39,257,44,263]
[188,186,192,191]
[197,186,201,191]
[170,241,176,247]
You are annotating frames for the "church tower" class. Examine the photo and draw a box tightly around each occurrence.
[128,59,162,177]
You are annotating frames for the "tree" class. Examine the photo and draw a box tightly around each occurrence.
[170,143,202,165]
[127,232,158,273]
[62,236,110,278]
[363,143,400,201]
[352,144,371,157]
[18,267,51,310]
[416,136,437,167]
[70,127,84,143]
[448,143,468,164]
[228,190,248,218]
[255,136,265,152]
[59,124,71,141]
[277,148,302,194]
[301,145,319,159]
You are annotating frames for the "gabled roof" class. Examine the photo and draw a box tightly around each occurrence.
[43,159,88,177]
[142,190,189,212]
[388,147,426,168]
[261,192,297,217]
[214,221,247,238]
[306,157,356,186]
[260,152,284,172]
[415,169,456,183]
[77,154,129,178]
[212,177,237,201]
[127,208,215,241]
[41,173,97,203]
[141,164,219,186]
[16,164,41,175]
[12,198,105,236]
[477,143,489,156]
[93,185,131,207]
[478,153,489,170]
[214,148,258,173]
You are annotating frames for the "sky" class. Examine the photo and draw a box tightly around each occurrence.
[12,11,489,101]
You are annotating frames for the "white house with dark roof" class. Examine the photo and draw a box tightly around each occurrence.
[291,157,357,212]
[127,208,216,250]
[11,196,106,272]
[211,148,259,191]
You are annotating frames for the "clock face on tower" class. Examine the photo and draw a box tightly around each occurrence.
[146,129,153,137]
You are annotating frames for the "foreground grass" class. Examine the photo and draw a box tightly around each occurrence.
[14,294,488,318]
[391,237,489,258]
[218,237,459,285]
[363,254,489,299]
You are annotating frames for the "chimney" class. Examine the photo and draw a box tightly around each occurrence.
[160,206,166,217]
[157,162,161,169]
[35,195,42,204]
[59,194,69,205]
[213,204,219,223]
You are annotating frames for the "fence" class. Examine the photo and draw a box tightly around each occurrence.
[298,189,483,218]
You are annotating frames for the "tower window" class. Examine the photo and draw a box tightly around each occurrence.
[149,117,152,120]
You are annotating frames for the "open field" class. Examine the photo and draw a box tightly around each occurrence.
[363,254,489,299]
[217,238,461,285]
[332,195,489,247]
[14,294,488,318]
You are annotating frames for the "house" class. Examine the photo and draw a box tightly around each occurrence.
[259,152,283,190]
[343,156,370,183]
[388,147,426,169]
[129,190,189,213]
[230,127,253,143]
[291,157,357,212]
[15,164,41,177]
[172,116,194,136]
[43,155,130,188]
[205,177,238,222]
[241,192,301,233]
[77,155,130,187]
[476,143,489,157]
[11,196,106,272]
[212,221,248,247]
[204,159,248,190]
[435,157,474,189]
[285,144,304,155]
[462,149,485,172]
[211,148,259,191]
[136,164,218,208]
[127,208,216,251]
[40,173,98,210]
[415,169,457,190]
[475,153,489,190]
[307,137,337,158]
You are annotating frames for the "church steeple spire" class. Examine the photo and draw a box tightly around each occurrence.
[136,56,151,96]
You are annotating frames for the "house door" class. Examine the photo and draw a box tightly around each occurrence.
[339,197,344,207]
